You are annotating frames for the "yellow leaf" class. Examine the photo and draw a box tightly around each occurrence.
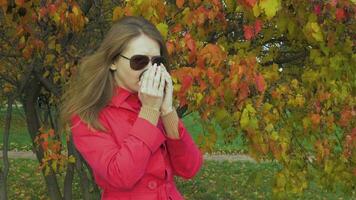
[113,7,123,21]
[265,124,274,132]
[55,44,61,53]
[43,70,50,78]
[253,4,261,17]
[259,0,281,20]
[68,155,76,163]
[72,6,79,16]
[271,131,279,140]
[44,164,50,176]
[51,160,57,172]
[156,22,168,39]
[53,13,60,24]
[45,54,55,63]
[196,92,203,104]
[173,83,181,92]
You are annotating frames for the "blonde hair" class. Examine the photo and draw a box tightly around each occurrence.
[58,16,169,134]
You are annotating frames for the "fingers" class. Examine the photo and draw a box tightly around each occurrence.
[153,65,162,96]
[158,68,165,95]
[141,65,150,93]
[147,63,156,91]
[161,65,172,88]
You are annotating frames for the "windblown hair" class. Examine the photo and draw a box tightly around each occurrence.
[58,16,169,134]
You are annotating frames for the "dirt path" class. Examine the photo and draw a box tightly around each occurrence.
[1,150,260,162]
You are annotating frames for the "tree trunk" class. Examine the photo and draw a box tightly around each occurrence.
[21,78,62,200]
[0,96,14,200]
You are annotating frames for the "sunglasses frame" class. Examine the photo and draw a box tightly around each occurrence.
[119,54,167,71]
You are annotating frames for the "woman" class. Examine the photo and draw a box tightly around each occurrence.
[58,16,203,200]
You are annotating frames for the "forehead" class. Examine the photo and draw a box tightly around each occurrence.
[123,34,161,57]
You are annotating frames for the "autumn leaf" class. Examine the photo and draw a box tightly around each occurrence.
[156,22,168,39]
[244,25,254,40]
[184,33,196,53]
[254,19,263,34]
[259,0,281,20]
[176,0,184,8]
[255,74,266,93]
[335,8,345,21]
[244,0,257,7]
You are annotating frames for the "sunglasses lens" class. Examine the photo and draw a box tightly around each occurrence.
[152,56,166,66]
[130,55,149,70]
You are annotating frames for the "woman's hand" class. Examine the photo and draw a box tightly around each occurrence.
[159,64,174,115]
[138,63,165,111]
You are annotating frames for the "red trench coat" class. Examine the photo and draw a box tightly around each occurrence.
[70,86,203,200]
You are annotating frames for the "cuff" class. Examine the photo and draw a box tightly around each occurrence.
[138,106,160,126]
[129,117,166,153]
[161,109,181,139]
[165,119,188,156]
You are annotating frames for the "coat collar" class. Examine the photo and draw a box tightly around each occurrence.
[108,85,142,112]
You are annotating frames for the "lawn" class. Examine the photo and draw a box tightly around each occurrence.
[2,107,356,199]
[5,158,356,200]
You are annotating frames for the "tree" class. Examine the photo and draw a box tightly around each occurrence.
[0,0,355,199]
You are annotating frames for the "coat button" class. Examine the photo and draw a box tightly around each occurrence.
[147,180,157,190]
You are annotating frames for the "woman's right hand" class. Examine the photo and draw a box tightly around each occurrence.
[138,63,165,111]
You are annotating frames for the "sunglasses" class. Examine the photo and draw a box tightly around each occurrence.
[119,54,167,71]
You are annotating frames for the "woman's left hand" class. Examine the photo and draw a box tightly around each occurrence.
[159,64,174,115]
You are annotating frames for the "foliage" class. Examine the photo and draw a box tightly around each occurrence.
[0,0,355,197]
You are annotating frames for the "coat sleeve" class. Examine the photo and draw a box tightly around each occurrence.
[70,114,166,190]
[165,117,204,179]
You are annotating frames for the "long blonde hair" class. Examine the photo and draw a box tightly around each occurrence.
[58,16,169,134]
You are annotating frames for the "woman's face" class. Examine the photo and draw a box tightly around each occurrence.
[110,34,161,93]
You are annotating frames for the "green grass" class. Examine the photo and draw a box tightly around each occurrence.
[5,158,355,200]
[0,108,247,153]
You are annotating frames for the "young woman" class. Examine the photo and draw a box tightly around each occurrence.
[59,16,203,200]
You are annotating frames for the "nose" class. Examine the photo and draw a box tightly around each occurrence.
[139,68,149,81]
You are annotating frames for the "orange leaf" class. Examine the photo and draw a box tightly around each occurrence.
[176,0,184,8]
[184,33,196,54]
[335,8,345,21]
[310,113,321,126]
[15,0,24,6]
[244,0,257,7]
[255,74,266,93]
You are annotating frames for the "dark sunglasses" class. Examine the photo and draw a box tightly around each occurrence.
[119,54,167,71]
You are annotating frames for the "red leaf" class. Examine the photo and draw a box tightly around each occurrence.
[182,75,193,90]
[244,0,257,7]
[39,7,48,17]
[254,19,263,34]
[243,25,254,40]
[335,8,345,21]
[255,74,266,93]
[48,4,57,15]
[176,0,184,8]
[314,4,322,16]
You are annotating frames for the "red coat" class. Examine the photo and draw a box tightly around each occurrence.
[70,86,203,200]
